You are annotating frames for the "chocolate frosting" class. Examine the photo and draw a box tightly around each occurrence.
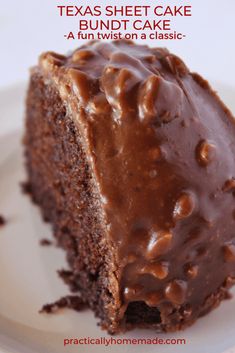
[38,40,235,322]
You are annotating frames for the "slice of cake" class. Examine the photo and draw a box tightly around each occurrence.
[24,40,235,333]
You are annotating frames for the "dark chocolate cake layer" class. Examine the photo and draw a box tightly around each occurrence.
[24,40,235,333]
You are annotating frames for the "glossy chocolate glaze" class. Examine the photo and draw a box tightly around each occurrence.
[38,40,235,325]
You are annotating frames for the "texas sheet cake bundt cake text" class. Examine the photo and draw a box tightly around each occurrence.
[24,40,235,333]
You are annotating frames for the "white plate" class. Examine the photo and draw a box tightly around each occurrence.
[0,81,235,353]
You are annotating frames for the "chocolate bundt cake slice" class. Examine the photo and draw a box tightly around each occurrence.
[24,40,235,333]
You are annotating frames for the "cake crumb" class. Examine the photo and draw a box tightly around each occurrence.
[225,291,233,300]
[40,238,53,246]
[58,269,80,292]
[20,181,32,195]
[0,215,6,227]
[39,295,86,313]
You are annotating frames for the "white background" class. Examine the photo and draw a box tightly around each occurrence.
[0,0,235,89]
